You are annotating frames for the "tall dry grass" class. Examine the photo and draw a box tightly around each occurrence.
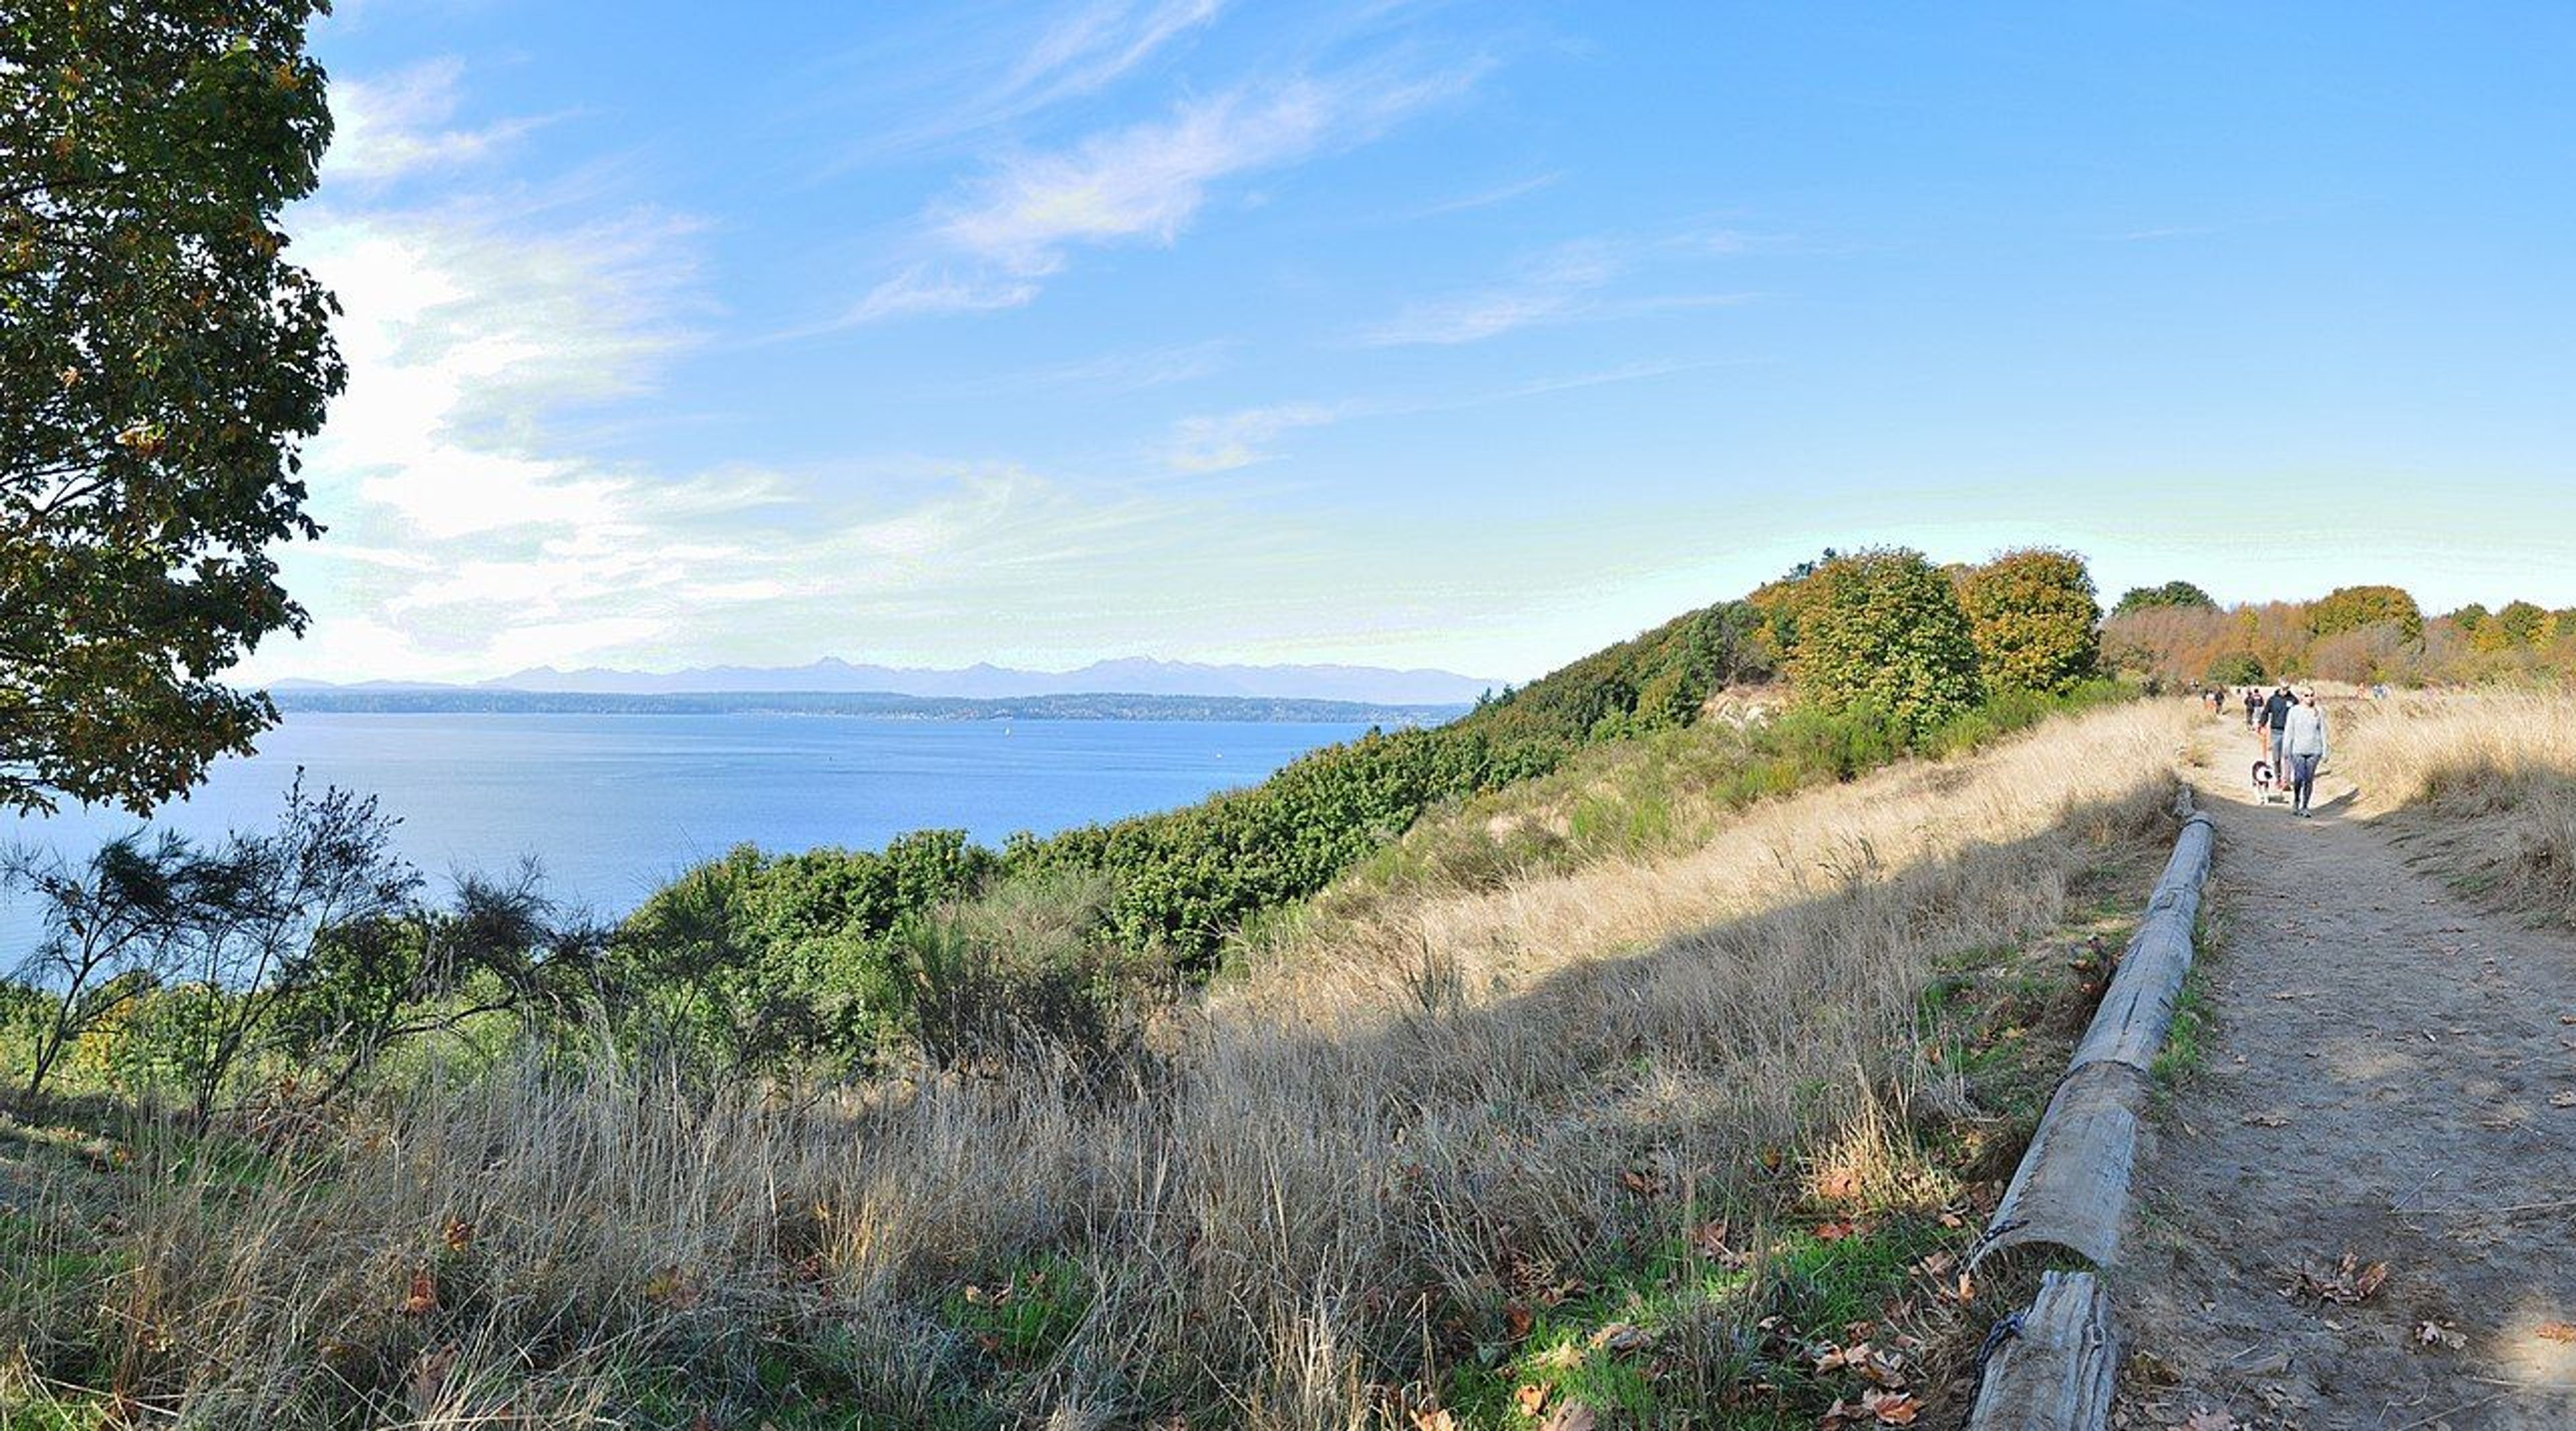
[2343,689,2576,924]
[7,700,2194,1428]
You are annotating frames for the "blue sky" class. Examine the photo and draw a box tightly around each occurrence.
[247,1,2576,686]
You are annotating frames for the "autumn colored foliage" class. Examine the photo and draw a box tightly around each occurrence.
[1956,548,2103,696]
[1786,549,1987,741]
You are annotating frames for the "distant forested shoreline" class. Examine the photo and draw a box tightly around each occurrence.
[267,687,1470,725]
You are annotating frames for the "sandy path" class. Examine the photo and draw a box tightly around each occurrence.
[2114,711,2576,1430]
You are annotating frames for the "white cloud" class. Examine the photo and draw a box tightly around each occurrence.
[1362,240,1752,346]
[253,189,1271,683]
[828,51,1485,327]
[841,264,1042,324]
[325,60,546,185]
[833,0,1228,161]
[1162,403,1340,474]
[1399,170,1564,221]
[939,83,1338,273]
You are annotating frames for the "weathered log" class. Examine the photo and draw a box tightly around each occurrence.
[2068,812,2214,1075]
[1966,1270,2117,1431]
[1973,799,2213,1269]
[1975,1059,2151,1267]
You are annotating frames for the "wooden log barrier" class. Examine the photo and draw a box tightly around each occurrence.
[1974,800,2214,1268]
[1962,790,2213,1430]
[1965,1271,2117,1431]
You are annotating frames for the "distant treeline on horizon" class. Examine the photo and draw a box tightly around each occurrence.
[266,687,1470,726]
[2099,581,2576,688]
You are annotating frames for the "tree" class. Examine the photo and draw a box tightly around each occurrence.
[2203,652,2266,686]
[276,865,604,1104]
[2496,599,2551,648]
[2,1,343,814]
[1788,548,1985,741]
[2111,580,2216,617]
[1958,548,2102,694]
[2309,585,2423,643]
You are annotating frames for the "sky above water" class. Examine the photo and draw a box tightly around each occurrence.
[249,1,2576,686]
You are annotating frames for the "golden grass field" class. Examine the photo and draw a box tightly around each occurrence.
[2342,689,2576,926]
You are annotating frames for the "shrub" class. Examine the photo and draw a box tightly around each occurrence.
[1957,547,2102,695]
[1788,549,1986,743]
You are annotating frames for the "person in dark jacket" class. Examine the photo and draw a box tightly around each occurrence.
[2261,685,2294,777]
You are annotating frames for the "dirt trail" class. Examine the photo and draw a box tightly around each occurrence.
[2114,712,2576,1429]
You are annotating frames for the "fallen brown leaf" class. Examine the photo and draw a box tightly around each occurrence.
[2240,1112,2291,1127]
[2290,1251,2389,1305]
[1540,1402,1595,1431]
[1589,1322,1654,1355]
[1513,1382,1548,1416]
[2414,1320,2466,1350]
[400,1268,438,1317]
[2538,1321,2576,1344]
[1862,1388,1922,1425]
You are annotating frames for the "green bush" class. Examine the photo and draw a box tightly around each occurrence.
[1787,549,1986,742]
[1957,548,2102,695]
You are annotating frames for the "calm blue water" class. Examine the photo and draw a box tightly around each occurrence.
[1,714,1368,937]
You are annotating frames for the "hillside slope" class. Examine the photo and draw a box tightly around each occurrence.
[2,698,2199,1428]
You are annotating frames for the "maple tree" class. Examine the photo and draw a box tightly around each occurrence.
[3,0,345,814]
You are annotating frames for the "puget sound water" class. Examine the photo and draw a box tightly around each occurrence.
[1,712,1372,945]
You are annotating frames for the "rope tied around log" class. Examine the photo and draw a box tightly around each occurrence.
[1960,1307,2027,1426]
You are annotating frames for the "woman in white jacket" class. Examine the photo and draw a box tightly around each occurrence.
[2283,690,2328,817]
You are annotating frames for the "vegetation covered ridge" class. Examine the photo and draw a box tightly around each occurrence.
[8,547,2127,1105]
[2,694,2196,1430]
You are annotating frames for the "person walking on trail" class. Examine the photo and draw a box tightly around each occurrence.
[2243,688,2261,728]
[2283,689,2328,816]
[2261,684,2294,775]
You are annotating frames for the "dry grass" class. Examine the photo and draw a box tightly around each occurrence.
[1,700,2195,1428]
[2343,689,2576,924]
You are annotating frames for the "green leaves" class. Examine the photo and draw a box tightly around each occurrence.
[1784,549,1986,743]
[2,0,341,814]
[1957,547,2102,696]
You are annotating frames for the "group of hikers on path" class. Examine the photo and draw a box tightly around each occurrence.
[2202,682,2329,816]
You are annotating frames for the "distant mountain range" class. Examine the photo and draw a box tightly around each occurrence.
[267,688,1465,727]
[270,657,1502,706]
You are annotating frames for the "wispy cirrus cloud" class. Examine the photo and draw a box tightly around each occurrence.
[1398,170,1565,221]
[1157,360,1726,476]
[841,265,1044,323]
[257,61,1289,683]
[819,0,1228,162]
[834,46,1489,327]
[1360,235,1756,347]
[323,58,552,186]
[1161,402,1342,473]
